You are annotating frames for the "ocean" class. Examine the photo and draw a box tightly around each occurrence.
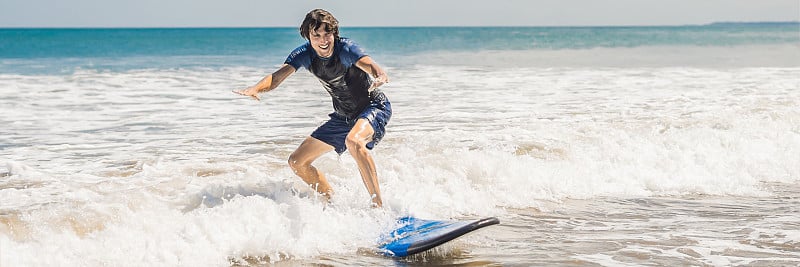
[1,23,799,266]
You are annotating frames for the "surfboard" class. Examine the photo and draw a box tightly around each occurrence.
[378,216,500,257]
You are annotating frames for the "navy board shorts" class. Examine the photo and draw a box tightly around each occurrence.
[311,91,392,154]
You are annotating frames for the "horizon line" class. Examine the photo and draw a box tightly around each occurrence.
[1,21,798,30]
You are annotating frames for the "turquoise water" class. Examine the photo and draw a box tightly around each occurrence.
[1,23,798,73]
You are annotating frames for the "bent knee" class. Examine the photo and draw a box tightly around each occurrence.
[288,153,307,169]
[345,134,368,150]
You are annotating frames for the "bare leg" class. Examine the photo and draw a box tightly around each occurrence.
[346,119,383,207]
[288,137,335,200]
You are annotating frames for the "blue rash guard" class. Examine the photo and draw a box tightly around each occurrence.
[285,37,374,120]
[284,37,392,154]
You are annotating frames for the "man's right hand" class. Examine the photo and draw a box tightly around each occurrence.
[233,86,261,101]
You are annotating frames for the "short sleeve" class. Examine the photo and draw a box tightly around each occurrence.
[338,38,368,67]
[284,43,312,70]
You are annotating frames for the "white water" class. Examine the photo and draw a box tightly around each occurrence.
[1,64,799,266]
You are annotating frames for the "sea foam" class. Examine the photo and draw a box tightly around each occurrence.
[1,65,799,265]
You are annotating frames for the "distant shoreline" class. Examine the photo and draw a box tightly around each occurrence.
[1,21,797,30]
[706,21,800,26]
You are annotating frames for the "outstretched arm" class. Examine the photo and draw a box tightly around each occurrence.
[355,56,389,89]
[234,64,296,101]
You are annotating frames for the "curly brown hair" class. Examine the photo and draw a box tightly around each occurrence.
[300,9,340,40]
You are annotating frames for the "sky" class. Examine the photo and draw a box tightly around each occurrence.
[0,0,798,28]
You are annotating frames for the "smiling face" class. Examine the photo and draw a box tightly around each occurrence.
[309,25,335,58]
[300,9,340,58]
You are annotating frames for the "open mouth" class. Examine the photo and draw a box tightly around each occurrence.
[317,44,332,57]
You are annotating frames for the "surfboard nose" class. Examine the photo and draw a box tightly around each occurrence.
[379,216,500,257]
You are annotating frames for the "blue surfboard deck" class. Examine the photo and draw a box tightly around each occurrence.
[378,216,500,257]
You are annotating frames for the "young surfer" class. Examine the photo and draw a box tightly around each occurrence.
[234,9,391,207]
